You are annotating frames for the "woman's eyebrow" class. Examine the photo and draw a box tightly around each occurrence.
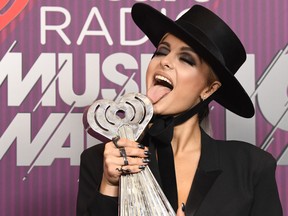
[180,46,195,53]
[158,41,170,47]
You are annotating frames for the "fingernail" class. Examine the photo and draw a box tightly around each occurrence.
[138,144,145,149]
[139,165,146,170]
[142,158,150,163]
[144,150,151,156]
[181,203,185,212]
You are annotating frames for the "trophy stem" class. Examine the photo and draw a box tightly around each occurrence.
[118,125,175,216]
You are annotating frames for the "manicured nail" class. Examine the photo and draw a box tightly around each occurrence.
[144,150,151,156]
[139,165,146,170]
[181,203,185,212]
[138,144,145,149]
[142,158,150,163]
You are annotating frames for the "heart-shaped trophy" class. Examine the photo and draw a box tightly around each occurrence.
[84,93,175,216]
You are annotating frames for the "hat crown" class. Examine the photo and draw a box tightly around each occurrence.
[176,5,246,75]
[131,3,254,118]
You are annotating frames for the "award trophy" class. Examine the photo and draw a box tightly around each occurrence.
[83,93,175,216]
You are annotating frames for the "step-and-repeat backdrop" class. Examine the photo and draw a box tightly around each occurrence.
[0,0,287,215]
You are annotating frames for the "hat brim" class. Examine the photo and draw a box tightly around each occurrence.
[132,3,254,118]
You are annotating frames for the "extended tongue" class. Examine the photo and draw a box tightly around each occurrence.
[147,85,171,104]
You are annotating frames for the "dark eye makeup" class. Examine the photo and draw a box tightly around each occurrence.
[154,46,169,56]
[153,42,197,66]
[180,53,196,66]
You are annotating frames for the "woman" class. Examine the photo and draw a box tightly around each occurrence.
[76,3,282,216]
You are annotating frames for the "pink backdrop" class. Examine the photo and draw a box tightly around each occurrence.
[0,0,287,215]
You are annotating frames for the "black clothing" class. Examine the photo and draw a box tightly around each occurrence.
[76,130,282,216]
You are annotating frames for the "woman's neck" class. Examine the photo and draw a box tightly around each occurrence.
[171,116,201,156]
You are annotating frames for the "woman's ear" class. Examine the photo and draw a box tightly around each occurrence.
[201,81,221,100]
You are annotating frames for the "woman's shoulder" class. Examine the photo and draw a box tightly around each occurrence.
[216,138,277,168]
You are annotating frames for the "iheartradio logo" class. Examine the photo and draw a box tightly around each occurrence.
[0,0,29,31]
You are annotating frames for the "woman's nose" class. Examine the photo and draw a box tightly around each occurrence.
[160,54,174,70]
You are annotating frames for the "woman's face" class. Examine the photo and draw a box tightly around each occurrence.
[146,34,219,115]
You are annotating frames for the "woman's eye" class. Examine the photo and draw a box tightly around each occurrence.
[154,47,169,56]
[180,54,195,66]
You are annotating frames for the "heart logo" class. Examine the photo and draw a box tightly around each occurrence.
[84,93,153,141]
[0,0,29,31]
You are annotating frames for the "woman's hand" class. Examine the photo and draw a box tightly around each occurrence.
[99,137,150,196]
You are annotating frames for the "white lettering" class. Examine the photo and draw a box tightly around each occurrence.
[257,46,288,131]
[0,50,56,106]
[77,7,113,45]
[0,113,85,166]
[101,53,139,99]
[58,53,100,106]
[34,113,84,166]
[41,7,71,45]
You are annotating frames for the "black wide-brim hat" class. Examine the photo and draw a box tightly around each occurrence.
[132,3,254,118]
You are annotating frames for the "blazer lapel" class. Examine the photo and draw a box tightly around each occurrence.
[185,129,222,216]
[143,129,222,215]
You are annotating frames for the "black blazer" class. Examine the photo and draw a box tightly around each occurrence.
[76,130,283,216]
